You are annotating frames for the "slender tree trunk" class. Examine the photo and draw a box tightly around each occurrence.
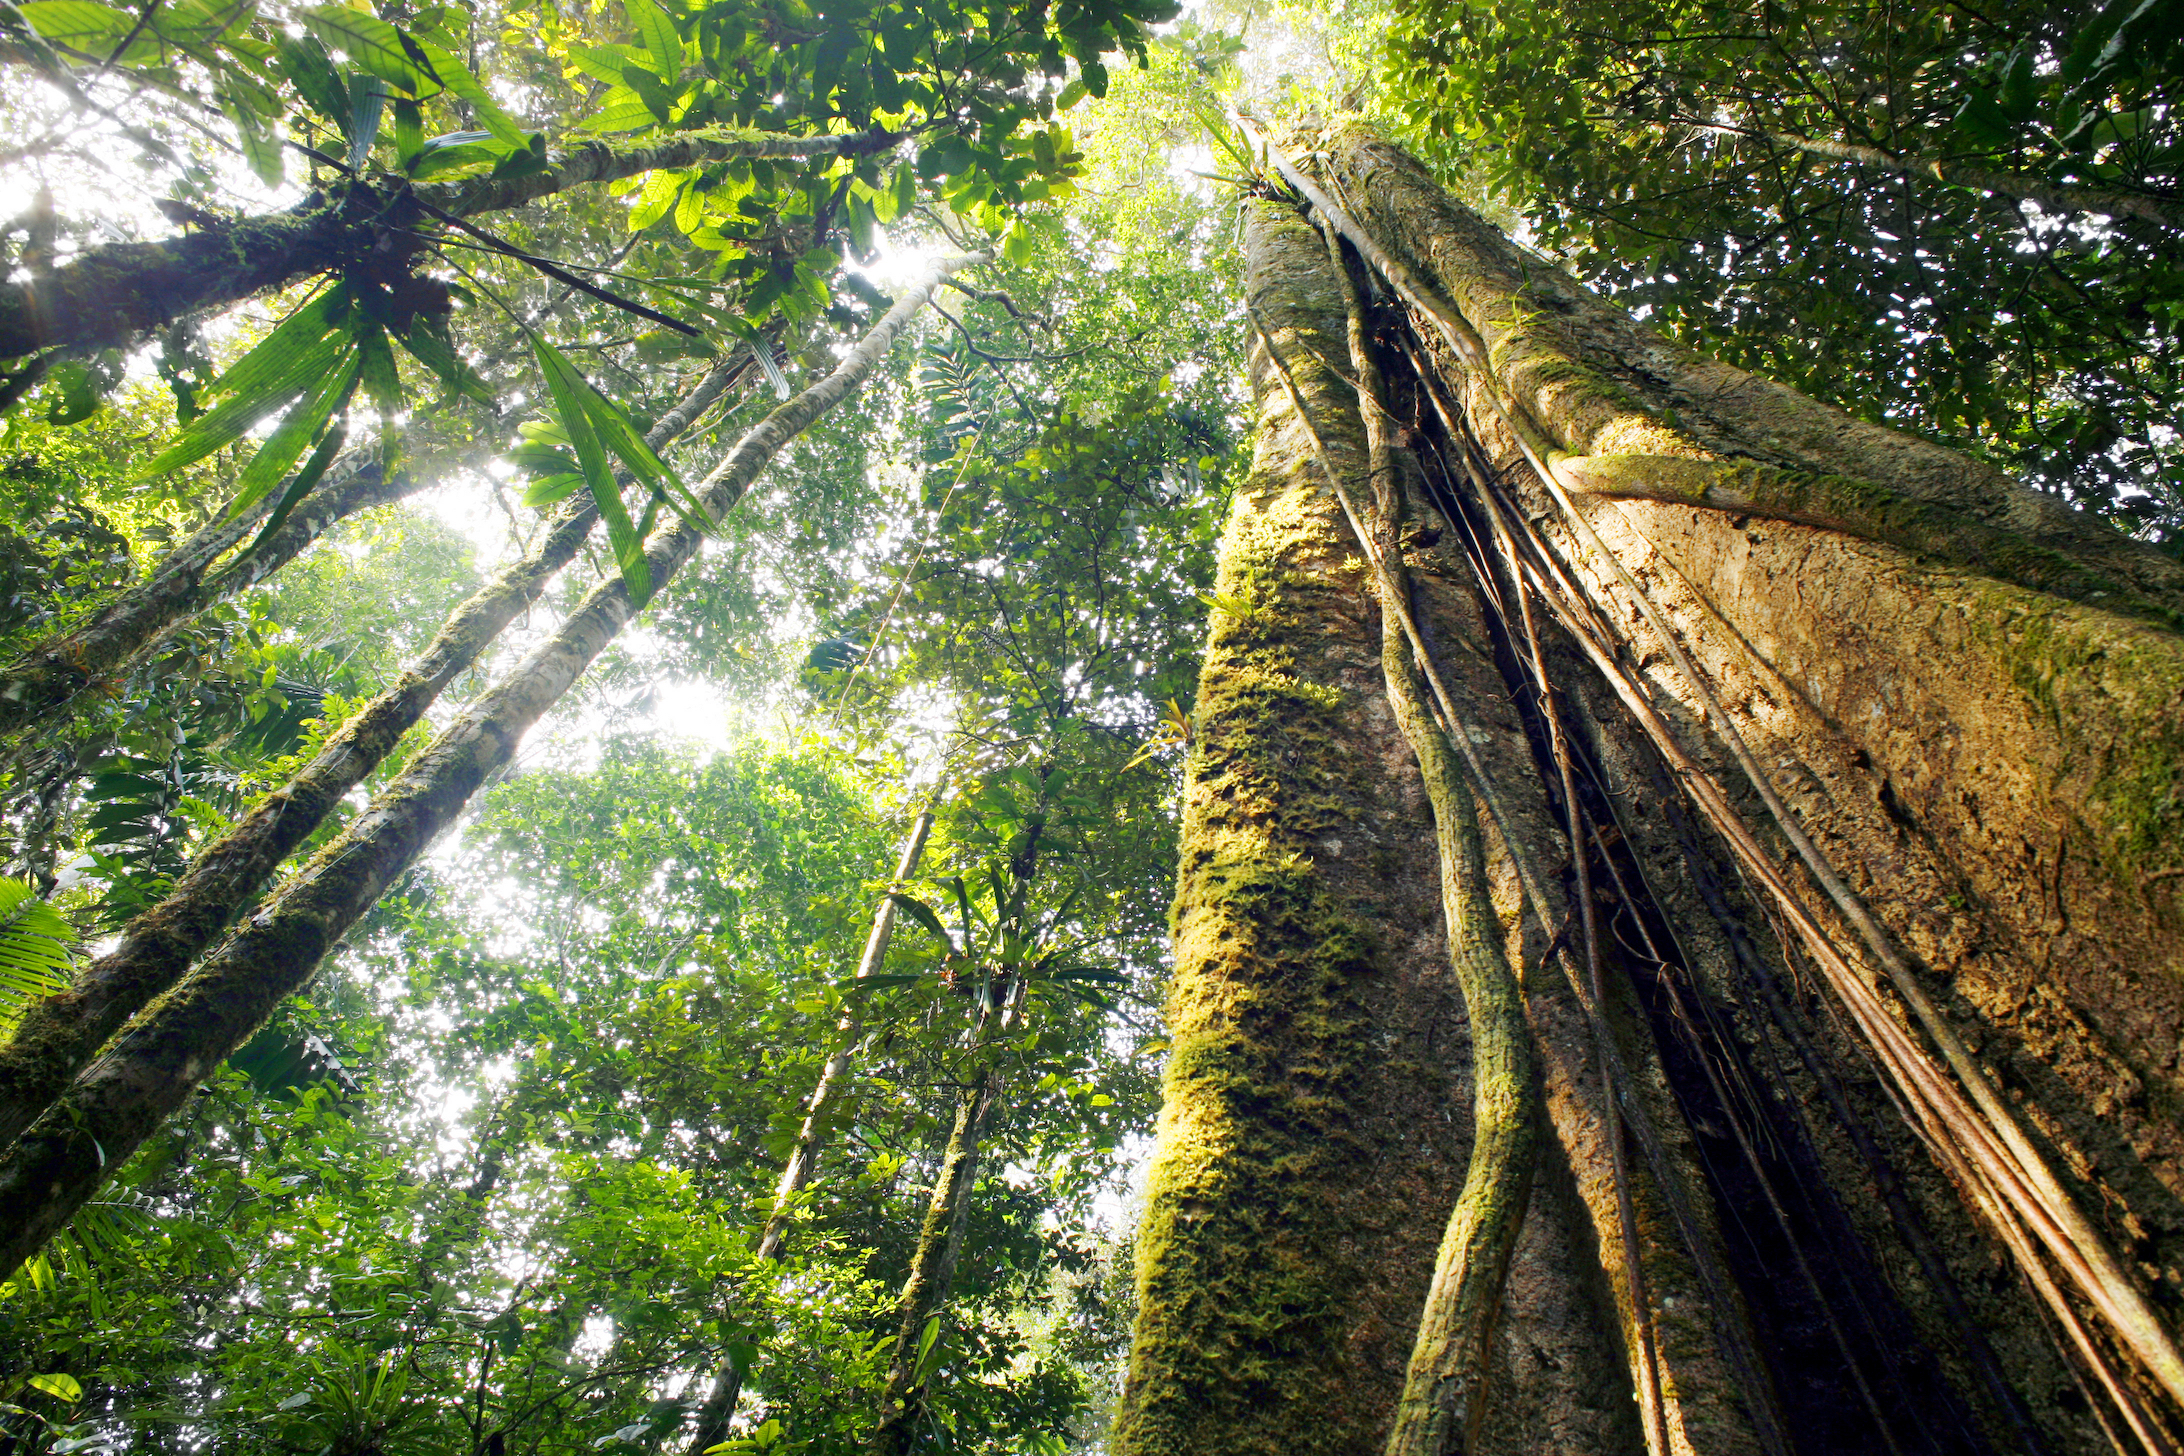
[868,1029,1011,1456]
[869,809,1048,1454]
[0,357,746,1155]
[680,805,936,1456]
[0,449,426,749]
[1119,119,2184,1456]
[0,256,977,1270]
[0,129,893,361]
[760,806,939,1260]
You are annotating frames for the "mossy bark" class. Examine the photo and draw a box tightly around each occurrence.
[0,450,424,748]
[0,129,890,360]
[1118,198,1698,1456]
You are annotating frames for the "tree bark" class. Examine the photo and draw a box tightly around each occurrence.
[0,357,745,1156]
[867,1030,1011,1456]
[0,449,426,748]
[1121,119,2184,1456]
[868,803,1049,1454]
[0,129,892,362]
[0,255,975,1268]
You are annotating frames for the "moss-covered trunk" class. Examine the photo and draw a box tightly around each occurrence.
[1121,120,2184,1456]
[0,261,969,1271]
[0,357,746,1157]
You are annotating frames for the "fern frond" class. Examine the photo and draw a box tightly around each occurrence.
[0,876,77,1034]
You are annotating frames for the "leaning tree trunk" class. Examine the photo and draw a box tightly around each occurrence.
[1117,120,2184,1456]
[0,258,978,1271]
[0,355,748,1155]
[0,448,428,750]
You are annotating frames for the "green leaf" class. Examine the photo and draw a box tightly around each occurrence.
[532,336,649,601]
[276,32,350,133]
[243,417,348,554]
[42,360,99,425]
[580,381,712,533]
[885,893,954,952]
[302,5,435,96]
[141,290,350,477]
[1954,90,2016,148]
[884,161,915,221]
[223,347,362,521]
[1054,76,1086,110]
[408,132,501,178]
[26,1372,81,1403]
[0,877,75,1036]
[520,471,586,505]
[17,0,127,50]
[627,0,681,76]
[621,63,679,124]
[395,319,495,405]
[391,95,424,165]
[575,99,659,134]
[356,322,401,414]
[412,38,526,145]
[348,72,387,171]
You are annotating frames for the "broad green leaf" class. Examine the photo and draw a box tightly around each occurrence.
[885,893,954,952]
[627,0,680,76]
[412,38,526,145]
[17,0,128,50]
[408,133,501,178]
[244,417,348,553]
[26,1372,81,1403]
[276,32,349,132]
[302,5,435,96]
[391,95,424,165]
[355,323,401,413]
[532,336,649,601]
[520,471,585,505]
[628,168,685,231]
[42,361,99,425]
[224,347,361,521]
[575,98,658,134]
[395,320,495,405]
[621,64,679,124]
[141,307,349,479]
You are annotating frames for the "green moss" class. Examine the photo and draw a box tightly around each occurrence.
[1115,361,1403,1452]
[1973,595,2184,909]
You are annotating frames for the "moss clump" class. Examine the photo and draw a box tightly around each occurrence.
[1117,570,1389,1455]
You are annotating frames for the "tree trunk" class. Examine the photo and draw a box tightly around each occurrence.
[0,449,425,749]
[680,805,936,1456]
[0,356,747,1155]
[1118,120,2184,1456]
[0,256,975,1270]
[870,810,1048,1454]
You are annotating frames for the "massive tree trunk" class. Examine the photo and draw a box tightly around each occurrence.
[1117,121,2184,1456]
